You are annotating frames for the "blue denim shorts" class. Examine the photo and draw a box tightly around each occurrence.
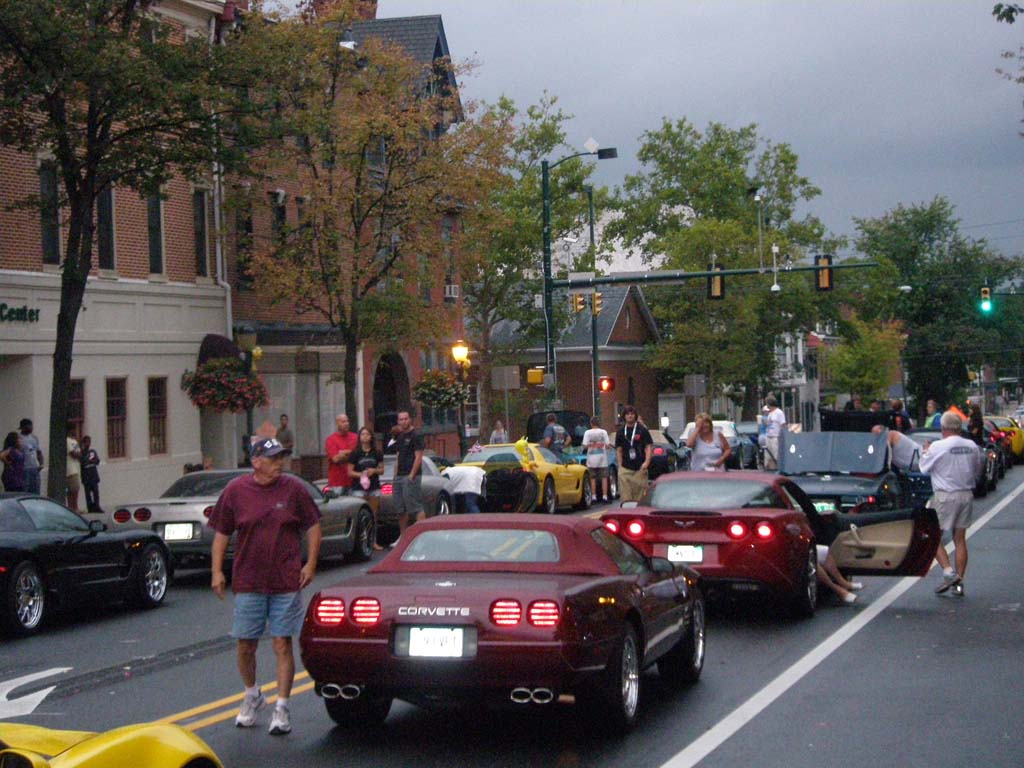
[232,591,305,639]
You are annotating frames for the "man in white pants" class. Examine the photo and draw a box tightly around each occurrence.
[918,411,982,597]
[762,395,786,470]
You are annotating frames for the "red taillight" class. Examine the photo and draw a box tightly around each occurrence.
[604,519,620,535]
[490,599,521,626]
[754,521,774,540]
[315,598,345,625]
[653,446,665,456]
[867,495,876,505]
[528,600,560,627]
[727,521,748,539]
[133,508,151,522]
[381,483,393,496]
[350,598,381,625]
[625,519,645,538]
[113,509,130,523]
[203,506,215,519]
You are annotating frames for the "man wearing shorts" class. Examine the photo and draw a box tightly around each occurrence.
[582,416,611,502]
[210,437,322,735]
[391,410,424,541]
[919,411,982,597]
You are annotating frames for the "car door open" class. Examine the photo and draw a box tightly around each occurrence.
[830,507,940,576]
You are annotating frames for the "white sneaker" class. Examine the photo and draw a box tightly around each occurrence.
[235,692,266,727]
[269,705,291,735]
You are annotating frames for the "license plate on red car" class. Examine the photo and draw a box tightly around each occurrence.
[408,627,464,657]
[667,545,703,563]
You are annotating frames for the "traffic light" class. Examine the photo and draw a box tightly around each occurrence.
[707,263,724,300]
[815,254,833,291]
[571,294,585,313]
[592,292,603,315]
[980,286,992,314]
[598,375,615,393]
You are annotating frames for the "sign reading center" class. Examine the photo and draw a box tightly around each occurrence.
[0,303,41,323]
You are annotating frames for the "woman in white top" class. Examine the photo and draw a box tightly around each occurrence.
[488,419,509,445]
[686,413,731,472]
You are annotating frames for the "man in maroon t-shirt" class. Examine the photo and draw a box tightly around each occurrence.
[325,413,358,493]
[210,437,322,736]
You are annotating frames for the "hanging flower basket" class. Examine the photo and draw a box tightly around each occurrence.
[181,357,269,413]
[413,369,470,413]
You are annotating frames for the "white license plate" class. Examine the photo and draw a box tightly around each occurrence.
[813,501,837,513]
[667,545,704,563]
[162,523,194,541]
[408,627,464,658]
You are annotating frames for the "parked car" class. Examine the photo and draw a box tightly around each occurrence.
[906,428,996,499]
[983,419,1016,473]
[647,429,686,477]
[459,443,592,514]
[0,493,170,636]
[600,471,940,617]
[680,421,745,470]
[110,470,376,568]
[300,514,704,732]
[376,455,453,532]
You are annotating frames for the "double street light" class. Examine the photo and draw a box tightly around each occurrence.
[541,145,617,388]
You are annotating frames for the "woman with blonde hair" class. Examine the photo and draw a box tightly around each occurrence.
[686,413,731,472]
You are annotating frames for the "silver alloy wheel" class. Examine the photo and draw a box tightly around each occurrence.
[691,600,706,671]
[620,631,640,720]
[143,548,168,603]
[543,478,557,514]
[15,564,44,630]
[357,511,374,555]
[437,495,451,516]
[581,476,593,507]
[609,468,619,499]
[805,547,818,607]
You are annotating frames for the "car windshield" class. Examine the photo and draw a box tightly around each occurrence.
[161,472,245,498]
[401,529,560,563]
[644,479,775,511]
[735,422,759,435]
[461,446,527,464]
[778,432,888,475]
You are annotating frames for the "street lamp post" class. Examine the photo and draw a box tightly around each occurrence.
[583,184,602,420]
[542,146,617,390]
[235,326,260,465]
[451,339,470,458]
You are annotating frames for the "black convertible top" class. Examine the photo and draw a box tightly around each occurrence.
[779,431,889,475]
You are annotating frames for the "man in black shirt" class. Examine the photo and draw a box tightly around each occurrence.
[392,410,424,542]
[615,405,653,502]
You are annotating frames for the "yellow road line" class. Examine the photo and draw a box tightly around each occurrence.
[183,681,316,732]
[159,671,310,726]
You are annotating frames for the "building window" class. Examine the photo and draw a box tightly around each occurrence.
[106,378,127,459]
[146,192,163,274]
[39,160,60,265]
[97,187,115,271]
[235,202,254,290]
[193,190,209,277]
[269,192,287,243]
[419,254,432,304]
[148,377,167,455]
[68,379,85,439]
[295,196,308,231]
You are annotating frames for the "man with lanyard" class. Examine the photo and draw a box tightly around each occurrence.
[919,411,982,597]
[392,410,424,542]
[615,405,653,502]
[325,413,357,495]
[541,413,567,462]
[762,395,786,470]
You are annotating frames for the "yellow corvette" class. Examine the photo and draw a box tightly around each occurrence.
[0,722,222,768]
[985,415,1024,459]
[460,440,592,514]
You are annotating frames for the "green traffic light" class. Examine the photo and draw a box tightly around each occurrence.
[981,298,993,313]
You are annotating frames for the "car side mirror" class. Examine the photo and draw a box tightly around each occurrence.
[650,556,675,575]
[88,519,106,534]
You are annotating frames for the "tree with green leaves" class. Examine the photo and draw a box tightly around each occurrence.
[0,0,254,500]
[824,317,905,402]
[607,118,831,418]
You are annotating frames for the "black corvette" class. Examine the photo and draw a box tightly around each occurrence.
[0,493,171,636]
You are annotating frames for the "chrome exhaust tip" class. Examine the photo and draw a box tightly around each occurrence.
[320,683,343,700]
[510,687,532,704]
[339,684,362,701]
[530,688,554,704]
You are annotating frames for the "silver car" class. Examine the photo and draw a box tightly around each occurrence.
[109,470,376,567]
[376,455,453,530]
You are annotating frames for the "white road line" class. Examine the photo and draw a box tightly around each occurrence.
[660,481,1024,768]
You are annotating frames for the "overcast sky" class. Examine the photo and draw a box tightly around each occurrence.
[374,0,1024,256]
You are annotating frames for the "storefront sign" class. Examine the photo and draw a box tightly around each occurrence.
[0,303,41,323]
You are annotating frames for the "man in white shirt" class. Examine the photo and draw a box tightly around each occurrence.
[919,411,982,596]
[582,416,611,502]
[762,395,786,470]
[441,465,486,514]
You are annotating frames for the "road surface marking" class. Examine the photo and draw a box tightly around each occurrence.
[0,668,72,720]
[184,681,316,731]
[160,671,309,726]
[660,481,1024,768]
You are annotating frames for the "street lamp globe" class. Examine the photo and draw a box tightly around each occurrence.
[451,339,470,367]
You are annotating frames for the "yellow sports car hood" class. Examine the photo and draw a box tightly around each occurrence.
[0,723,95,757]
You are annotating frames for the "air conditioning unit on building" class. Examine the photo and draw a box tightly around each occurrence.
[444,283,460,301]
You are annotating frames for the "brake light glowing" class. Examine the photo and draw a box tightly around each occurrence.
[754,521,774,539]
[350,598,381,625]
[867,495,876,504]
[315,598,345,625]
[381,483,393,496]
[653,447,665,456]
[727,521,748,539]
[490,599,521,626]
[626,519,645,538]
[113,509,130,523]
[604,519,620,535]
[203,506,215,519]
[528,601,560,627]
[133,508,151,522]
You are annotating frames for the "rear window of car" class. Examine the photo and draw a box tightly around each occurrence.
[0,499,35,533]
[161,472,245,498]
[645,479,776,511]
[401,529,559,563]
[461,446,529,464]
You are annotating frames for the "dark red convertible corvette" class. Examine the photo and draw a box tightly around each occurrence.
[299,515,704,732]
[601,472,940,617]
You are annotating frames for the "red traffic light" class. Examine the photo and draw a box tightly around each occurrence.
[598,376,615,393]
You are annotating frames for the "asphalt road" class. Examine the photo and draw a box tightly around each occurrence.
[3,485,1023,768]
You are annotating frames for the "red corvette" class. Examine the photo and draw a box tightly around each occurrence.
[299,515,704,732]
[600,472,940,617]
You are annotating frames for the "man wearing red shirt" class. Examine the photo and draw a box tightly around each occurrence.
[325,413,358,493]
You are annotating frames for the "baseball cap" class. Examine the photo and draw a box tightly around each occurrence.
[251,437,286,458]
